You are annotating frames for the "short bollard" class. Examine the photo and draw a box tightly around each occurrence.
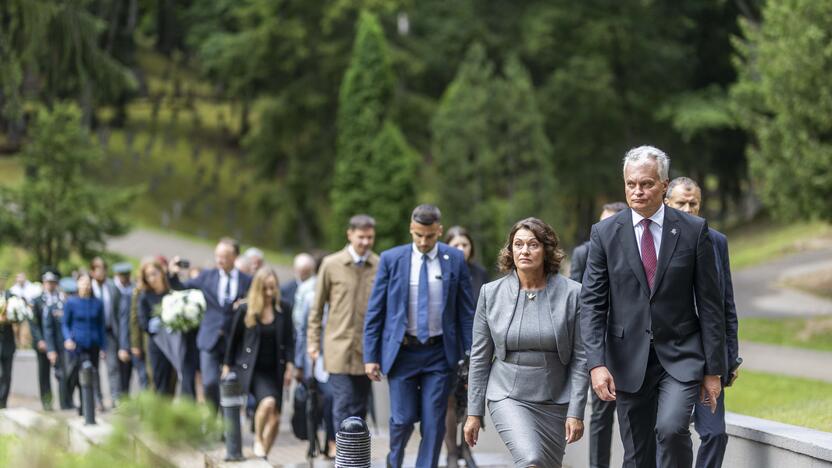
[220,372,245,461]
[335,417,371,468]
[79,360,96,425]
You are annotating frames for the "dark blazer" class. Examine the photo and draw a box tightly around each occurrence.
[711,229,739,385]
[172,269,252,352]
[223,300,294,396]
[42,295,66,354]
[280,280,299,312]
[569,240,591,283]
[113,281,134,351]
[30,294,53,346]
[62,296,106,350]
[467,261,489,297]
[580,207,726,392]
[364,242,476,375]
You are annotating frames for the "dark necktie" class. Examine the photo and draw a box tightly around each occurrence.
[640,218,657,289]
[224,275,232,306]
[417,254,430,343]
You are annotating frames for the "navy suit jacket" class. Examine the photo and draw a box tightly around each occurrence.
[173,269,252,352]
[363,242,475,375]
[711,229,739,384]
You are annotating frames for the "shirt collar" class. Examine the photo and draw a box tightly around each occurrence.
[632,203,665,228]
[412,243,439,260]
[347,245,369,264]
[219,268,238,280]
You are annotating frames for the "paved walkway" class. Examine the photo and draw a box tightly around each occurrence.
[740,341,832,383]
[733,243,832,318]
[107,228,293,282]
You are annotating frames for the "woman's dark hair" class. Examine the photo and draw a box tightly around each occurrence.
[444,226,476,262]
[497,217,565,276]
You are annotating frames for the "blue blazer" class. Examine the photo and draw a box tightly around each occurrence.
[62,296,106,350]
[363,242,475,375]
[173,269,252,352]
[711,229,739,383]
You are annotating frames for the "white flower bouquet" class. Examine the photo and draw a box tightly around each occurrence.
[160,289,206,332]
[0,295,33,323]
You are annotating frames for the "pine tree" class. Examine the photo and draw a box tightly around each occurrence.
[331,10,419,249]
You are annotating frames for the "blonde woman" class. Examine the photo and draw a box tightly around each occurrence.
[223,268,294,458]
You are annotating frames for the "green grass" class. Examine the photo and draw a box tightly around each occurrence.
[0,156,24,188]
[726,219,831,270]
[726,370,832,432]
[739,316,832,352]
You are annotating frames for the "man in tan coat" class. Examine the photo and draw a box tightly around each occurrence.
[308,214,379,431]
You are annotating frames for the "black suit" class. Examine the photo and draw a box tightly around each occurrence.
[572,239,616,468]
[580,206,725,468]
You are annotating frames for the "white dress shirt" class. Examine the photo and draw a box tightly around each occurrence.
[218,269,240,306]
[348,244,369,265]
[632,204,664,261]
[407,243,444,337]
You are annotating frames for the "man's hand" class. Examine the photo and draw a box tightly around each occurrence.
[590,366,617,401]
[118,349,131,363]
[131,347,143,358]
[64,339,76,351]
[463,416,482,447]
[168,256,182,275]
[308,349,320,361]
[221,364,230,379]
[294,367,304,382]
[47,351,57,365]
[700,374,722,413]
[565,417,584,444]
[365,363,382,382]
[37,340,47,353]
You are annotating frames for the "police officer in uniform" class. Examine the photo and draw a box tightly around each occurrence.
[43,277,76,410]
[30,271,63,410]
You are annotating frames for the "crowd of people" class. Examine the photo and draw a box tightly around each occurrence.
[0,145,739,468]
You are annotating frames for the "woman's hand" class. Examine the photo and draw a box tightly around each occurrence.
[463,416,482,447]
[221,364,230,379]
[47,351,58,365]
[283,364,294,388]
[565,417,584,444]
[64,339,76,351]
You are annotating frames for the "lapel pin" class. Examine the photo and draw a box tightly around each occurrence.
[671,228,678,236]
[443,254,450,260]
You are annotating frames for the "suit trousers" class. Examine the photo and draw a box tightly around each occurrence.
[105,331,127,402]
[36,350,53,409]
[693,390,727,468]
[616,346,698,468]
[54,352,74,410]
[386,341,453,468]
[589,389,617,468]
[200,348,223,411]
[329,373,372,433]
[179,330,198,399]
[131,354,149,390]
[0,352,13,408]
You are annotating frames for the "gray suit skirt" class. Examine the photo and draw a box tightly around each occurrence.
[489,397,568,467]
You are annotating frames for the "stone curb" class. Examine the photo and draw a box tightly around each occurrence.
[726,412,832,462]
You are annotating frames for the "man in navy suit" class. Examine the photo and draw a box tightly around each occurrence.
[665,177,740,468]
[170,237,252,410]
[364,204,475,468]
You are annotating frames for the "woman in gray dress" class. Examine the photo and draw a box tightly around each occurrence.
[464,217,588,467]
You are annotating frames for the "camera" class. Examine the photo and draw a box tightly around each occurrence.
[176,259,191,269]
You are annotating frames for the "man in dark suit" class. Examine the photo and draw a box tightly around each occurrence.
[30,270,63,410]
[91,257,132,406]
[170,237,252,410]
[364,204,475,468]
[570,201,626,468]
[665,177,740,468]
[581,146,726,468]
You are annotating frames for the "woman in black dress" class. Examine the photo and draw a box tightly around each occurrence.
[223,267,294,459]
[443,225,491,466]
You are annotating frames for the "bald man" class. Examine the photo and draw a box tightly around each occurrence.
[281,253,316,312]
[665,177,740,468]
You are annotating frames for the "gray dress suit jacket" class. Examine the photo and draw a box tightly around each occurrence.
[467,271,589,419]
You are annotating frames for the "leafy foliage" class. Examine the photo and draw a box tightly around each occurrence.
[732,0,832,221]
[0,104,135,273]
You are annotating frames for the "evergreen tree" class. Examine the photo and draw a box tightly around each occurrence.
[331,10,418,249]
[431,43,496,258]
[732,0,832,221]
[0,104,134,272]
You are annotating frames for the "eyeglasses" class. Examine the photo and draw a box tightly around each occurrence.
[513,241,541,252]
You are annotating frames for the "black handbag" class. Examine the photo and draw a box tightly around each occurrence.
[292,381,310,440]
